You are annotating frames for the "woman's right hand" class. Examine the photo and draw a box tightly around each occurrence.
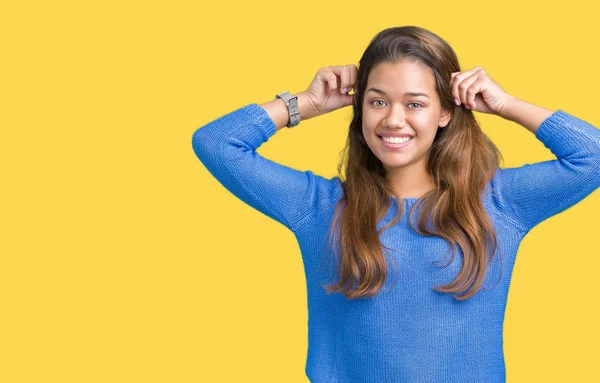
[303,65,358,117]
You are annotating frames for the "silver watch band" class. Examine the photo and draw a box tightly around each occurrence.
[274,91,300,128]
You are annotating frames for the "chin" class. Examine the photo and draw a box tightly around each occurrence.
[379,152,422,169]
[382,160,411,170]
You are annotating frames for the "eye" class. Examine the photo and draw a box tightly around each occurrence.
[369,100,424,109]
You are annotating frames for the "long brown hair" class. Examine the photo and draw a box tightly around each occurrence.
[324,26,504,300]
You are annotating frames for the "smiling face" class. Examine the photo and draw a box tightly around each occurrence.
[362,60,452,180]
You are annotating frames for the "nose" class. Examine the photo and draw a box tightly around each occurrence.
[382,104,407,129]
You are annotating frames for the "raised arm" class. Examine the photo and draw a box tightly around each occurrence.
[191,93,337,233]
[490,97,600,233]
[192,65,357,233]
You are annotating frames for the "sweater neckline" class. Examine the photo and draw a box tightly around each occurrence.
[388,196,420,204]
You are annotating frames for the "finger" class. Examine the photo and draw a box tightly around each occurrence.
[316,69,328,91]
[458,72,481,108]
[451,66,483,104]
[339,66,350,94]
[349,64,358,92]
[466,76,487,109]
[331,65,354,94]
[450,72,459,103]
[323,68,338,91]
[450,70,463,83]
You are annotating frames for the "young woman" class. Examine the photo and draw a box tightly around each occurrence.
[192,26,600,383]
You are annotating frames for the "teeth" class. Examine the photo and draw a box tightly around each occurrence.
[381,136,411,144]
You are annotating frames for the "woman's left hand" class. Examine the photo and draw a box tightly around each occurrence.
[450,66,515,116]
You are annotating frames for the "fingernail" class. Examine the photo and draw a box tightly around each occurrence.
[342,88,348,94]
[454,98,461,106]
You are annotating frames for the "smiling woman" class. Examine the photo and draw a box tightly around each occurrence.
[192,25,600,383]
[361,60,452,186]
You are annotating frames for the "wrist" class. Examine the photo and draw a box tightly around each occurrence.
[294,91,320,121]
[496,96,555,135]
[498,95,521,122]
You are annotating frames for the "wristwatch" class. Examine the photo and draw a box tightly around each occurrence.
[274,91,300,128]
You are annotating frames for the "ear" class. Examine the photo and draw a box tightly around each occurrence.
[438,107,452,128]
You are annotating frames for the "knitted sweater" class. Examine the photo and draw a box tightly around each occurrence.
[192,103,600,383]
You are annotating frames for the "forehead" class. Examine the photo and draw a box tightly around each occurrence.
[367,61,436,94]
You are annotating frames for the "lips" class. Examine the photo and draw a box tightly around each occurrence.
[377,133,414,138]
[378,135,413,149]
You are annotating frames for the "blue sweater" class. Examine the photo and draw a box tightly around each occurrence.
[192,103,600,383]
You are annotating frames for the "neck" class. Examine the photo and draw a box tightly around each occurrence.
[385,161,434,199]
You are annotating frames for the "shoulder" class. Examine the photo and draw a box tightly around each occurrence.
[309,173,344,206]
[292,174,344,231]
[482,167,528,232]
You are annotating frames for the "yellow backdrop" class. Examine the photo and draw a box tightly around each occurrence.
[2,0,599,382]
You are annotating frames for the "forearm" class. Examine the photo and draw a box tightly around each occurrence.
[500,96,556,135]
[259,91,319,131]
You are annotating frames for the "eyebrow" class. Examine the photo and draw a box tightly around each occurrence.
[366,87,430,99]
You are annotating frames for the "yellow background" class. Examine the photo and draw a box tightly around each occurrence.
[2,0,599,382]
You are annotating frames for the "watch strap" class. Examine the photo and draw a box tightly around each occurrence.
[274,91,300,128]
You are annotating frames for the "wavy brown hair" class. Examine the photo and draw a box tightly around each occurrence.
[323,26,504,300]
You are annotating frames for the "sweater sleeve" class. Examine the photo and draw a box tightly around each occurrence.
[191,103,337,233]
[491,110,600,233]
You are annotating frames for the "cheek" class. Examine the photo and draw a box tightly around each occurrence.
[361,127,379,153]
[363,110,378,122]
[361,115,379,135]
[412,112,436,126]
[362,125,377,145]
